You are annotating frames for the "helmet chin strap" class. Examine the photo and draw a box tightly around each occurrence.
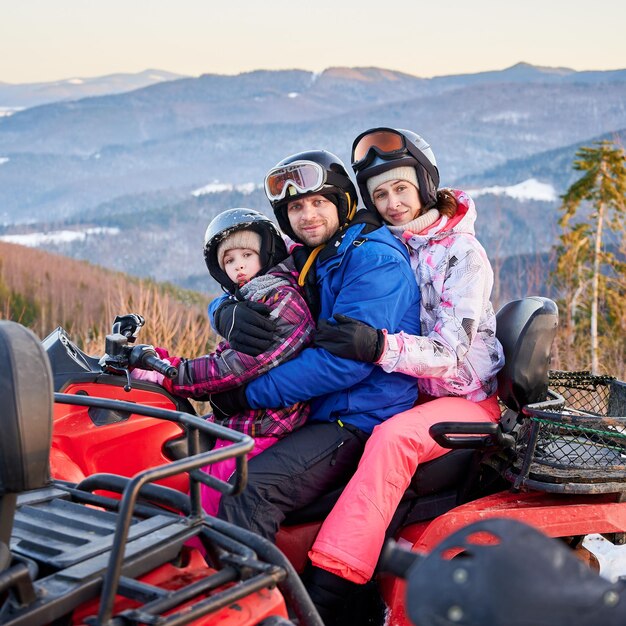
[344,191,357,222]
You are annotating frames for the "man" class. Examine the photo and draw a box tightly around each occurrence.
[210,149,421,542]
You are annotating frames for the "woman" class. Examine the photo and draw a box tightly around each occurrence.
[306,127,505,615]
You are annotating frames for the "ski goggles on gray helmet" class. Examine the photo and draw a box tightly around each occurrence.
[352,128,410,169]
[265,160,347,202]
[351,127,439,187]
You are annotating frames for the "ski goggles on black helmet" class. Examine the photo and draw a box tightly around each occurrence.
[265,160,347,202]
[351,128,413,172]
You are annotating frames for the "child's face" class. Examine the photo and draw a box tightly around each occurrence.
[223,248,262,286]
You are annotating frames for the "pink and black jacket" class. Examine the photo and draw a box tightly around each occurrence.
[163,258,314,437]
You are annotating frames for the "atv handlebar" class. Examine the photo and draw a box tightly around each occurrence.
[129,344,178,379]
[99,315,180,383]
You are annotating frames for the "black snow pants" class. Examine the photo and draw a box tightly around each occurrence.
[217,421,369,541]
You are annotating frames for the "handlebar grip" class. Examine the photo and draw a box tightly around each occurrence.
[141,353,178,379]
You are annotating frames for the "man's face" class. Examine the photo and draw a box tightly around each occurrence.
[286,194,340,247]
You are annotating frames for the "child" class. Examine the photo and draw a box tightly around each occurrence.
[135,208,314,515]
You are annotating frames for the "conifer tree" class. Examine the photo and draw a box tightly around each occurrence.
[555,140,626,374]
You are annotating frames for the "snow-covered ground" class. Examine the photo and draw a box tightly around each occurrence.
[191,181,259,197]
[481,111,530,124]
[467,178,557,202]
[583,534,626,582]
[0,107,23,117]
[0,227,119,247]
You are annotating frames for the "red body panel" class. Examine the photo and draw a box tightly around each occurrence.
[51,382,188,493]
[403,490,626,551]
[380,490,626,626]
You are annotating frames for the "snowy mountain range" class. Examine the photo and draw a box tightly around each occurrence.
[0,62,624,295]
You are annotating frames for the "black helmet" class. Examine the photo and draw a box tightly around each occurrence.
[351,127,440,211]
[264,150,358,244]
[203,208,288,292]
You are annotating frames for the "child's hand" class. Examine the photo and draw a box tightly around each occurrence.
[130,368,165,385]
[210,384,249,419]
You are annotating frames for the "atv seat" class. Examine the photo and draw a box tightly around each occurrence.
[0,322,53,544]
[283,296,559,527]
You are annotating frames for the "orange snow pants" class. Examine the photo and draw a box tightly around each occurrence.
[309,394,501,584]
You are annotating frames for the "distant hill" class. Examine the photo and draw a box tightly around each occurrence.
[3,124,622,261]
[430,61,626,87]
[0,62,624,301]
[458,127,626,190]
[0,69,186,109]
[1,123,623,295]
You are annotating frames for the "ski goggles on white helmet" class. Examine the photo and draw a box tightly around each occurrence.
[352,128,412,170]
[265,160,347,202]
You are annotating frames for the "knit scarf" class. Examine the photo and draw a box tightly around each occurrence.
[238,270,290,303]
[387,208,440,238]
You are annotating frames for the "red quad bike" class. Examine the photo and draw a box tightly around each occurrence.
[2,318,625,626]
[2,296,626,625]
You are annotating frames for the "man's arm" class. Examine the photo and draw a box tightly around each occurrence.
[246,247,419,409]
[165,286,314,398]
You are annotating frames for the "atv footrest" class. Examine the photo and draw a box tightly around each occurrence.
[4,489,197,626]
[12,490,181,570]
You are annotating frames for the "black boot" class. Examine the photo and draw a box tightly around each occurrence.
[303,566,359,626]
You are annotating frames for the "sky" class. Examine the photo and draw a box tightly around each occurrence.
[2,0,625,84]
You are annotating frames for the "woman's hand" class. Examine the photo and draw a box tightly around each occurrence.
[214,300,276,356]
[313,314,386,362]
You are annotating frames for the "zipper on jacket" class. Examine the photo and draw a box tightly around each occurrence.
[330,441,344,466]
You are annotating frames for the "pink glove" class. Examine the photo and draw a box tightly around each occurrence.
[130,368,165,385]
[155,347,171,360]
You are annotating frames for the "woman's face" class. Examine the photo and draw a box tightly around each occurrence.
[371,179,422,226]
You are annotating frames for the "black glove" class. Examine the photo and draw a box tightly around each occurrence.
[210,384,250,420]
[313,314,386,363]
[214,299,276,357]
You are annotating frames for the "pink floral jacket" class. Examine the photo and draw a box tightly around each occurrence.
[379,190,505,401]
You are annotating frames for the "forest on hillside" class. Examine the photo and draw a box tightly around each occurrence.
[0,241,215,359]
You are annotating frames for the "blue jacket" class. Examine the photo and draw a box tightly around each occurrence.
[245,221,421,434]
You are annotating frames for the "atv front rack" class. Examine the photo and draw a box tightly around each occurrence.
[3,395,322,626]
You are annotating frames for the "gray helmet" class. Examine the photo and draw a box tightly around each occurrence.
[204,208,288,292]
[351,127,440,210]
